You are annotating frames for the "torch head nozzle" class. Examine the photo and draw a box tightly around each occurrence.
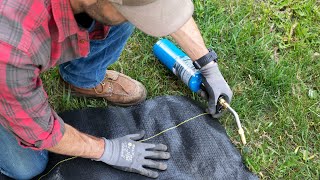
[218,98,229,109]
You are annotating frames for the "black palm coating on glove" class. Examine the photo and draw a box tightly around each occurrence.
[199,62,233,118]
[97,131,170,178]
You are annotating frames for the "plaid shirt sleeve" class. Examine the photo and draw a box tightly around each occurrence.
[0,42,65,150]
[0,0,109,150]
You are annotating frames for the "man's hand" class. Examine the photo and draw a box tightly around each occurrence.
[170,17,232,117]
[200,62,233,118]
[97,131,170,178]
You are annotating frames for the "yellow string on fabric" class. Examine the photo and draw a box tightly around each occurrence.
[140,112,209,142]
[38,112,209,180]
[38,156,77,180]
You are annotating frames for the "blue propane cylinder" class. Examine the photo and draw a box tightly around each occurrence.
[153,39,203,93]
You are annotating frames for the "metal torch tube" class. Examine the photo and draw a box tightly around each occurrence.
[219,98,247,145]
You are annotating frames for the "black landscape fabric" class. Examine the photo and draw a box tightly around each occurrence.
[1,96,257,180]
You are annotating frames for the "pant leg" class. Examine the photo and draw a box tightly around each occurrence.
[59,22,135,89]
[0,125,48,180]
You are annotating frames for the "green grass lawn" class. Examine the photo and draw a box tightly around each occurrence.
[42,0,320,179]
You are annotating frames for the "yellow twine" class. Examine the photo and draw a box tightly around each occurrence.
[38,112,209,180]
[38,156,77,180]
[140,112,209,142]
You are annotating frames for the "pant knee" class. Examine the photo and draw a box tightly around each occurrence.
[2,154,48,180]
[13,162,47,180]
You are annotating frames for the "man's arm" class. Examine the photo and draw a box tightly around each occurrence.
[170,17,233,118]
[48,124,170,178]
[170,17,208,61]
[47,124,104,159]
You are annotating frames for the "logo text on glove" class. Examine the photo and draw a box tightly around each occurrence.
[121,142,135,162]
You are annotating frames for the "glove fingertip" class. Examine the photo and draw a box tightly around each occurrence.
[141,168,159,179]
[161,163,168,170]
[157,144,168,151]
[138,130,146,136]
[197,89,208,100]
[206,107,216,115]
[214,110,227,118]
[163,144,168,151]
[128,130,145,140]
[150,172,159,179]
[163,152,170,159]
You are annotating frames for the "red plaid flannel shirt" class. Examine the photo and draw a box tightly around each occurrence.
[0,0,109,149]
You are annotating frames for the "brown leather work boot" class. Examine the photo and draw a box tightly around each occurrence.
[62,70,147,106]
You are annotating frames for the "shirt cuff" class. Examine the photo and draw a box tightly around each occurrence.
[20,113,66,150]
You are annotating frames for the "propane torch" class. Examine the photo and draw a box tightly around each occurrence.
[153,39,247,145]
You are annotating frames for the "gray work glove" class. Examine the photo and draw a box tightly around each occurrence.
[97,131,170,178]
[199,62,233,118]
